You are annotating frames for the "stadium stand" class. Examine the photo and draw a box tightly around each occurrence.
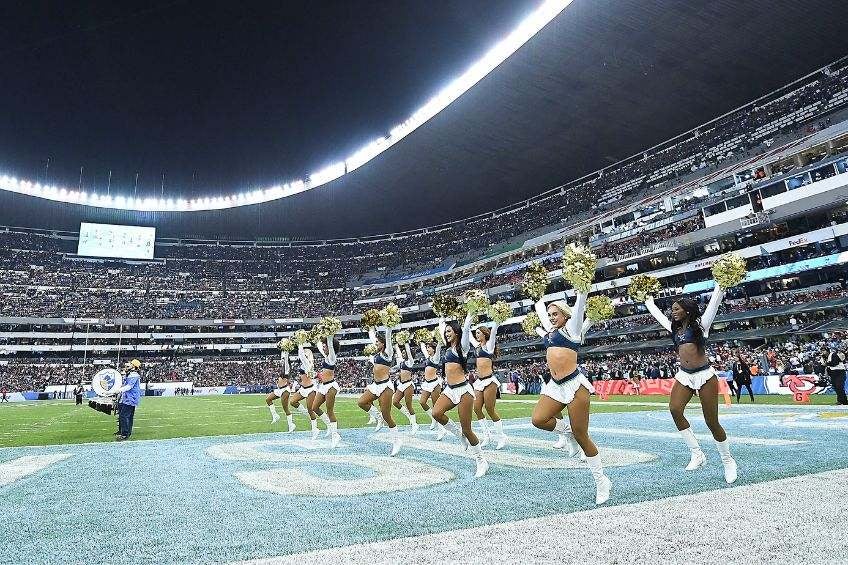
[4,57,848,392]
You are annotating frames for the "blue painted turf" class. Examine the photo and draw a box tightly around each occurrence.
[1,405,846,564]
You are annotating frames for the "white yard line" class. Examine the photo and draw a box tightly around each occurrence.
[235,468,848,565]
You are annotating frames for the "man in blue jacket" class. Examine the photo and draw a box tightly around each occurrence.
[116,359,142,441]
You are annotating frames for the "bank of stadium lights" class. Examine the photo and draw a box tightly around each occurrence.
[0,0,571,212]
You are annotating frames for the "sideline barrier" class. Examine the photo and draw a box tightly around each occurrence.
[594,377,730,406]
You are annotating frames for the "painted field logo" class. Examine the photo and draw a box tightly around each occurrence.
[206,439,453,496]
[781,374,820,403]
[207,434,656,497]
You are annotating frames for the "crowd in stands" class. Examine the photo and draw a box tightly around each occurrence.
[597,216,704,260]
[3,61,848,394]
[3,329,846,394]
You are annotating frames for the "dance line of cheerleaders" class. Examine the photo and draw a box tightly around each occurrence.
[265,280,738,505]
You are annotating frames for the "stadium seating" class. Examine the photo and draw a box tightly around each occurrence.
[3,58,848,392]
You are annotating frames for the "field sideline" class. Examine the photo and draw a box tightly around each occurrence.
[0,392,836,448]
[2,400,846,564]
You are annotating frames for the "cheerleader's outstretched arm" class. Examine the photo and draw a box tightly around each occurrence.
[565,290,588,338]
[325,336,337,365]
[404,343,415,368]
[534,299,555,333]
[384,327,394,360]
[700,285,725,337]
[297,344,314,373]
[484,322,499,354]
[644,296,672,333]
[394,345,404,369]
[460,313,474,355]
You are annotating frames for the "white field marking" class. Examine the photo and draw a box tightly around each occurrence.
[206,438,339,459]
[580,426,802,446]
[755,421,848,430]
[0,454,71,487]
[496,421,803,445]
[234,467,848,565]
[207,440,453,496]
[372,433,656,469]
[499,398,848,411]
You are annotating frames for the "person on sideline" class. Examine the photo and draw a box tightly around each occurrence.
[115,360,143,441]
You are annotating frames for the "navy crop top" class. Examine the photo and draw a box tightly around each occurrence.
[543,329,580,352]
[673,327,706,350]
[475,347,494,360]
[444,347,463,364]
[321,360,335,371]
[373,354,393,367]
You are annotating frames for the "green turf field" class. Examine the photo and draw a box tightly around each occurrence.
[0,393,835,448]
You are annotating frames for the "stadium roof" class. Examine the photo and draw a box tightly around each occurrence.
[0,0,846,238]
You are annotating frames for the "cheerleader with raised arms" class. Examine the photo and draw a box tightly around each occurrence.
[529,292,611,505]
[356,326,403,456]
[265,354,292,430]
[419,339,446,440]
[469,322,506,449]
[431,314,488,478]
[392,343,419,435]
[313,334,342,448]
[643,286,737,483]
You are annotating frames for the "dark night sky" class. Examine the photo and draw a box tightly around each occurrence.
[0,0,539,195]
[1,1,847,238]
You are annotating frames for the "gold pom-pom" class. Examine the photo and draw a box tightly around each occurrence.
[380,302,402,328]
[363,344,378,356]
[711,253,747,290]
[522,263,549,301]
[463,289,490,316]
[277,338,295,352]
[293,329,311,346]
[394,329,411,345]
[627,275,662,302]
[432,294,461,318]
[414,328,434,344]
[487,301,512,324]
[361,308,382,330]
[562,243,597,293]
[522,312,541,336]
[586,295,614,322]
[433,328,446,346]
[314,316,342,339]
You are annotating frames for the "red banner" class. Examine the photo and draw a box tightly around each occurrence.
[593,378,731,399]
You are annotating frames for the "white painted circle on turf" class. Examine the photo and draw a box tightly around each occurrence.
[373,433,657,469]
[207,440,455,496]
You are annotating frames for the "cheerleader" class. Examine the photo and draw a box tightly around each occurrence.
[264,353,294,432]
[419,340,447,440]
[431,314,488,478]
[392,343,419,435]
[313,335,342,448]
[288,345,328,440]
[469,323,506,449]
[356,326,403,456]
[550,317,593,454]
[644,287,737,483]
[530,294,611,505]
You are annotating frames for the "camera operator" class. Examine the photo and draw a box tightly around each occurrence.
[115,360,143,441]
